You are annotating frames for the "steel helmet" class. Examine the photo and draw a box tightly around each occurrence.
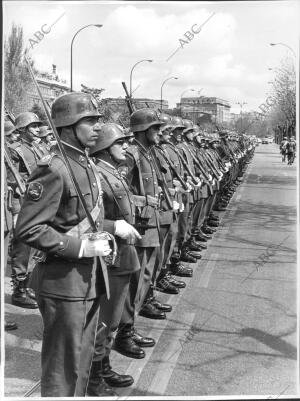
[51,92,101,128]
[130,108,163,133]
[159,113,172,131]
[15,112,42,130]
[5,120,16,136]
[182,119,194,134]
[90,123,133,155]
[170,116,185,130]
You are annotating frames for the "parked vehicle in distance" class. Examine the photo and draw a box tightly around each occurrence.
[262,137,269,144]
[256,138,262,144]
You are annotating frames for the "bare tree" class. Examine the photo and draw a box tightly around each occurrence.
[267,58,296,138]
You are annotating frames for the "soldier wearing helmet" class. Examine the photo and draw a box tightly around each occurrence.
[15,92,114,397]
[112,107,174,356]
[87,123,143,395]
[8,112,47,310]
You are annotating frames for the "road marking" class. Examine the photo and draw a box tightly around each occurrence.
[197,254,218,288]
[147,312,196,395]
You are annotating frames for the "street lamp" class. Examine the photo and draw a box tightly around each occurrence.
[160,76,178,110]
[270,42,296,58]
[70,24,103,91]
[129,59,153,98]
[236,102,247,134]
[180,88,195,115]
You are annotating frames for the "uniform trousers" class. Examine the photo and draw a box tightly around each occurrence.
[92,272,133,362]
[37,295,100,397]
[119,247,158,329]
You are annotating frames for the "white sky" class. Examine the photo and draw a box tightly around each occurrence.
[3,1,299,113]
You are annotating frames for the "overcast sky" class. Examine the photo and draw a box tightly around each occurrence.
[3,1,299,113]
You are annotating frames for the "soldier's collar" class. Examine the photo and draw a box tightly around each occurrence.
[61,140,90,166]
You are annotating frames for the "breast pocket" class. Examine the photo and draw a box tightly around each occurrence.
[67,187,92,221]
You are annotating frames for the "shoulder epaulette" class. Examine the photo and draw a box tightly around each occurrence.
[8,142,21,150]
[37,153,60,167]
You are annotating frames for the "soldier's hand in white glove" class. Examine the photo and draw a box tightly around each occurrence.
[81,238,111,257]
[173,200,180,211]
[179,203,185,212]
[185,182,193,192]
[114,219,142,241]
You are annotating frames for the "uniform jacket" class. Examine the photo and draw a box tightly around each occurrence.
[15,143,114,300]
[122,143,160,247]
[10,139,44,180]
[95,158,140,275]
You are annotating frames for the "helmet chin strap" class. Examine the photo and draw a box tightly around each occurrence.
[72,126,86,150]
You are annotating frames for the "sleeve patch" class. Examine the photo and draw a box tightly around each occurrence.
[27,182,43,201]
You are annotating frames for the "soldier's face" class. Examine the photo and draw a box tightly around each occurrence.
[26,123,40,141]
[146,125,160,144]
[75,117,101,148]
[172,128,182,142]
[109,139,129,162]
[185,131,194,141]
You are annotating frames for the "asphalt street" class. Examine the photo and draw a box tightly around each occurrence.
[4,142,298,398]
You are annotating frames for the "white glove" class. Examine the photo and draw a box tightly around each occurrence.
[81,238,111,258]
[185,182,193,192]
[114,220,142,241]
[179,203,185,212]
[173,200,180,211]
[208,174,213,181]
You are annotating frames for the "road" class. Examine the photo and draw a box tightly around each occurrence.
[4,142,298,398]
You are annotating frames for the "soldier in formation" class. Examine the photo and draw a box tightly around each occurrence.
[6,91,256,397]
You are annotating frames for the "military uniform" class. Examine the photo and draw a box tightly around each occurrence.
[91,157,141,362]
[15,92,112,397]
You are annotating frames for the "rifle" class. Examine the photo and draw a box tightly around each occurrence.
[23,53,111,299]
[4,145,26,196]
[167,141,198,185]
[122,81,136,114]
[156,145,189,191]
[183,142,211,182]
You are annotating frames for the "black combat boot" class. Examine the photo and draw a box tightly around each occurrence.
[169,261,193,277]
[101,356,134,388]
[139,301,167,319]
[11,277,38,309]
[87,360,117,396]
[114,325,145,359]
[131,327,156,347]
[179,248,197,263]
[206,219,219,227]
[5,321,18,331]
[150,297,172,312]
[156,270,180,294]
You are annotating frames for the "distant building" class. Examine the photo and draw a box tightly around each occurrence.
[14,65,69,114]
[101,97,168,112]
[177,96,231,123]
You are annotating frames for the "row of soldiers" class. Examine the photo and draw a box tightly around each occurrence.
[4,92,256,396]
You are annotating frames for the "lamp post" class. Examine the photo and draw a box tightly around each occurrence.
[129,59,153,98]
[270,42,296,58]
[236,102,247,134]
[160,76,178,110]
[180,88,195,116]
[70,24,103,92]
